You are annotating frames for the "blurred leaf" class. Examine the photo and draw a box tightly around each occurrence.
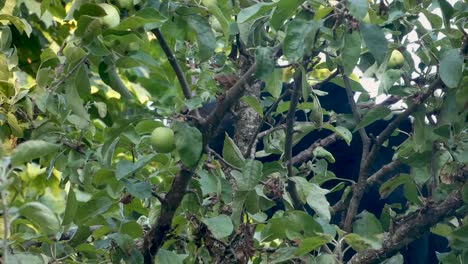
[283,19,321,62]
[237,2,276,24]
[155,249,187,264]
[185,15,215,61]
[234,159,263,191]
[19,202,60,235]
[360,23,388,64]
[62,188,78,226]
[202,214,234,239]
[342,31,362,75]
[242,95,263,118]
[348,0,368,20]
[255,47,274,81]
[11,140,60,166]
[354,107,391,132]
[114,8,166,30]
[295,235,332,255]
[222,135,245,168]
[173,122,203,168]
[440,49,463,88]
[270,0,305,30]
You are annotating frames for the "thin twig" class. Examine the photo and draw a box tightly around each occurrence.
[50,55,88,91]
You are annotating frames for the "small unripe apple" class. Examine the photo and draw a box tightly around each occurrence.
[117,0,133,9]
[99,3,120,28]
[387,50,405,69]
[151,127,175,153]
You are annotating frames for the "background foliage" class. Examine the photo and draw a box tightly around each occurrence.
[0,0,467,263]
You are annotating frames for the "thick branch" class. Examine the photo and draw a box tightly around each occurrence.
[347,189,464,264]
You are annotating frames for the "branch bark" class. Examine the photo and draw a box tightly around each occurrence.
[347,189,464,264]
[284,72,305,210]
[341,73,371,232]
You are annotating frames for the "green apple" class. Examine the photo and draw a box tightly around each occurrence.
[99,3,120,28]
[388,49,405,69]
[117,0,133,9]
[151,127,175,153]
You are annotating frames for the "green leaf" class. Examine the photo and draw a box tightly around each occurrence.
[222,135,245,168]
[114,8,166,30]
[270,0,305,30]
[360,23,388,64]
[202,214,234,239]
[19,202,60,235]
[237,2,276,24]
[322,124,352,145]
[11,140,60,166]
[6,253,45,264]
[202,0,230,42]
[241,95,264,118]
[0,14,32,36]
[73,3,106,20]
[115,154,156,180]
[313,146,335,163]
[62,188,78,226]
[440,49,463,88]
[378,69,403,94]
[294,235,332,255]
[264,68,283,98]
[305,185,331,221]
[342,31,362,75]
[255,47,275,81]
[75,195,113,223]
[283,19,321,62]
[381,253,404,264]
[173,122,203,168]
[344,233,381,251]
[354,106,391,132]
[352,211,383,239]
[65,84,90,120]
[186,15,216,61]
[120,221,143,238]
[234,159,263,191]
[379,174,411,199]
[7,112,23,138]
[348,0,368,20]
[155,249,187,264]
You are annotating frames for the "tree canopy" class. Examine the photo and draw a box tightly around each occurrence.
[0,0,467,263]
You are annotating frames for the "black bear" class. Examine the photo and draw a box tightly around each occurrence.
[203,80,448,264]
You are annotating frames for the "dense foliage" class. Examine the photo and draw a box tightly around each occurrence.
[0,0,467,263]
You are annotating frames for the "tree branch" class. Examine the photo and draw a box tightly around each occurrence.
[366,159,402,189]
[244,89,291,158]
[347,189,464,264]
[151,28,193,101]
[284,72,305,210]
[341,72,371,232]
[141,63,258,262]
